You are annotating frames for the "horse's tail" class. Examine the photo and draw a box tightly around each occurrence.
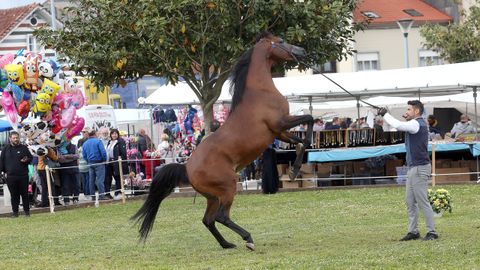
[130,163,189,242]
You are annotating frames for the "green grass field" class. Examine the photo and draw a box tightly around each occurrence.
[1,184,479,269]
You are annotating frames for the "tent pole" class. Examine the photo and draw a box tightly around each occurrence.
[473,87,478,134]
[308,96,313,116]
[473,86,479,181]
[356,97,360,120]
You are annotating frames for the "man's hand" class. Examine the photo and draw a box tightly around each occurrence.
[377,107,388,116]
[21,156,29,163]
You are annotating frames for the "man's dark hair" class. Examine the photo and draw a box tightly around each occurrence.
[427,114,435,120]
[407,100,424,115]
[9,131,19,137]
[210,120,221,132]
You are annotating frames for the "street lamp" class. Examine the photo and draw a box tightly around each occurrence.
[397,18,414,68]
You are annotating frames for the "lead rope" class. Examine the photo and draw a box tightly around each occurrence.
[273,40,381,110]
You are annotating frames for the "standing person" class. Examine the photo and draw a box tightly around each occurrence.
[77,129,90,148]
[0,132,33,217]
[105,129,128,200]
[77,140,91,199]
[137,129,151,176]
[57,139,79,205]
[36,146,61,207]
[82,130,108,200]
[378,100,439,241]
[261,143,279,194]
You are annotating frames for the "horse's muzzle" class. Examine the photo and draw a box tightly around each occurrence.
[291,45,306,60]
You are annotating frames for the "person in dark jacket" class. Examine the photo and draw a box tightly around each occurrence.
[105,129,128,199]
[58,139,79,205]
[0,131,33,217]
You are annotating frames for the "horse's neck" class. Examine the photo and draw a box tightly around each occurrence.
[246,47,275,90]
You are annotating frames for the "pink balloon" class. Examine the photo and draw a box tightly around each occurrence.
[1,91,18,130]
[70,90,84,109]
[66,116,85,139]
[0,54,14,68]
[60,106,76,128]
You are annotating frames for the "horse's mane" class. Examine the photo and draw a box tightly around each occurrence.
[229,31,271,113]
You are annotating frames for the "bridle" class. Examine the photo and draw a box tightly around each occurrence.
[264,38,380,110]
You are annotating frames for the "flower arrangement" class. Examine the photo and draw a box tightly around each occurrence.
[428,188,452,214]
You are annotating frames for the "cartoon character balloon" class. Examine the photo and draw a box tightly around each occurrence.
[32,92,52,116]
[5,64,24,86]
[39,79,60,100]
[39,59,60,79]
[23,53,41,91]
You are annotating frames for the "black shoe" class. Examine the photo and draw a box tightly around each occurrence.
[54,201,62,206]
[11,212,19,218]
[400,232,420,241]
[423,231,439,241]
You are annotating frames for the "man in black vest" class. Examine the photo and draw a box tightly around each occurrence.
[378,100,438,241]
[0,131,33,217]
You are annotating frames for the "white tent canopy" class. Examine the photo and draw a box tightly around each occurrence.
[145,60,480,106]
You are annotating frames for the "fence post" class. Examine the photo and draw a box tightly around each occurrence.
[432,143,436,187]
[45,165,55,214]
[118,157,126,204]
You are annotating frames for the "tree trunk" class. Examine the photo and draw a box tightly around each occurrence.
[202,101,214,135]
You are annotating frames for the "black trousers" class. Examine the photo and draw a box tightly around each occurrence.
[6,175,29,214]
[105,163,121,196]
[38,170,61,206]
[261,148,279,194]
[60,171,79,203]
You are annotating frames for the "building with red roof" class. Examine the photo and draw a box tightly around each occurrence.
[0,2,62,57]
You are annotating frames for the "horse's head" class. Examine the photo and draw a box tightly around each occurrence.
[259,33,306,63]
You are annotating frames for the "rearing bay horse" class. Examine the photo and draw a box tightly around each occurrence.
[131,32,313,250]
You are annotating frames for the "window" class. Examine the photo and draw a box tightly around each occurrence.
[403,9,423,17]
[356,53,379,71]
[419,50,443,66]
[27,34,42,52]
[361,11,380,19]
[312,61,337,74]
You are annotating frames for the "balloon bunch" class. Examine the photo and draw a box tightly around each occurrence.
[0,50,85,156]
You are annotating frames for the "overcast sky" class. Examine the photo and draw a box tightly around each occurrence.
[0,0,44,9]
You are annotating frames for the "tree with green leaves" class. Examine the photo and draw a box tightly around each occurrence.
[421,2,480,63]
[36,0,362,132]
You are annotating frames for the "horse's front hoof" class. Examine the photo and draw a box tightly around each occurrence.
[288,168,299,181]
[246,242,255,251]
[221,242,237,249]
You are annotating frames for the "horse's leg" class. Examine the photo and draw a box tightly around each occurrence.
[202,196,236,249]
[215,198,255,251]
[276,131,304,179]
[277,115,314,180]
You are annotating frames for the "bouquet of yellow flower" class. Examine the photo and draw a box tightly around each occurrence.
[428,188,452,214]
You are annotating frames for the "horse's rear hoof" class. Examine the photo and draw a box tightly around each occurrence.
[221,242,237,249]
[246,242,255,251]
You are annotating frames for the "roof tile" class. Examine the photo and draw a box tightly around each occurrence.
[0,3,40,42]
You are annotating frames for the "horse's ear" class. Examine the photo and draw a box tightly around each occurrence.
[255,31,272,42]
